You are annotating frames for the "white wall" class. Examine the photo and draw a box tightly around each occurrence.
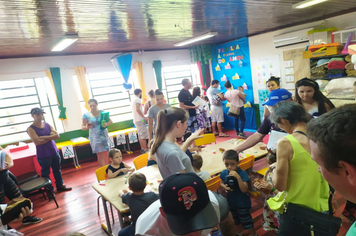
[0,49,191,132]
[249,11,356,103]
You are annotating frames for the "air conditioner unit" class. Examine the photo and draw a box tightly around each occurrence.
[273,28,313,48]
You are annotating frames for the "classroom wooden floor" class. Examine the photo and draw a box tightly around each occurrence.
[10,130,352,236]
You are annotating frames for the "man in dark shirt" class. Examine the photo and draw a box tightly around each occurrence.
[178,79,199,133]
[234,89,292,153]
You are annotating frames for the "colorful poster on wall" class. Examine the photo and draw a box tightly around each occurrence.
[211,37,256,130]
[258,89,270,123]
[255,55,281,90]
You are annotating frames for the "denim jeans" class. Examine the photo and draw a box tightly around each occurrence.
[37,152,63,188]
[234,106,246,133]
[118,224,133,236]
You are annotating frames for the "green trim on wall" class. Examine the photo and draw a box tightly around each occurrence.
[254,104,261,128]
[55,120,134,143]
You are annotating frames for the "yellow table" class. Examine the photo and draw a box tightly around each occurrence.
[92,165,161,235]
[200,139,267,176]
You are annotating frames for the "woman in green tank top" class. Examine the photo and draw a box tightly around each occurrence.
[266,101,329,214]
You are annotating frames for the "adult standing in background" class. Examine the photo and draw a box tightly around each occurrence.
[131,89,149,154]
[28,108,72,191]
[143,90,156,116]
[82,99,113,166]
[263,76,281,120]
[148,89,170,145]
[207,80,228,137]
[178,79,199,135]
[294,78,334,117]
[224,81,247,138]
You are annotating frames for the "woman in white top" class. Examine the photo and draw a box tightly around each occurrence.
[150,107,203,179]
[224,81,247,138]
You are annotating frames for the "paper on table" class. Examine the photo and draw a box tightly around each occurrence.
[192,96,207,110]
[267,130,288,150]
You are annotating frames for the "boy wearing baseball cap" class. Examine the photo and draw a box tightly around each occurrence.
[135,172,236,236]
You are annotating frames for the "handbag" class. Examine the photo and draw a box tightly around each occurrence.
[227,104,240,118]
[278,193,342,236]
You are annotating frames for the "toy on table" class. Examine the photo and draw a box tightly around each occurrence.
[100,111,110,130]
[219,148,225,153]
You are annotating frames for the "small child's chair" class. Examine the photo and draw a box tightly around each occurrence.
[95,165,115,224]
[133,153,148,170]
[194,133,216,146]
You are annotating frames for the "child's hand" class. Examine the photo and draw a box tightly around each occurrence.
[121,168,128,174]
[122,189,129,194]
[229,171,240,180]
[222,184,231,193]
[255,180,272,191]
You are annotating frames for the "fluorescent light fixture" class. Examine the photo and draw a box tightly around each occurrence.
[292,0,328,9]
[51,34,79,51]
[174,32,218,47]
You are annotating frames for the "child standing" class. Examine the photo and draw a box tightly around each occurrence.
[106,148,135,179]
[192,154,210,181]
[118,172,159,236]
[254,153,279,232]
[220,150,256,236]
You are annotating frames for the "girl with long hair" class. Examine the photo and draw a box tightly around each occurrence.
[192,87,211,132]
[150,107,202,179]
[294,78,334,117]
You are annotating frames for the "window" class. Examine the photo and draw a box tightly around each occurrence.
[162,64,201,107]
[74,70,139,123]
[0,78,64,145]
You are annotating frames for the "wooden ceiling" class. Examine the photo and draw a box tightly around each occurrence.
[0,0,355,59]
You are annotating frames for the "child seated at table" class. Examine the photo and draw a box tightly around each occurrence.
[192,154,210,181]
[220,150,256,236]
[118,172,159,236]
[254,152,279,232]
[106,148,134,179]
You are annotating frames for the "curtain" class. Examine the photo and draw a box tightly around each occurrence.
[45,67,67,120]
[196,61,207,95]
[152,60,162,91]
[134,62,147,104]
[74,66,90,111]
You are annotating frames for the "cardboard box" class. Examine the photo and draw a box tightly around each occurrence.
[302,46,343,59]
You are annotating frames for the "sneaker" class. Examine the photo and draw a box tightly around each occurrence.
[238,132,247,139]
[22,215,42,225]
[57,185,72,192]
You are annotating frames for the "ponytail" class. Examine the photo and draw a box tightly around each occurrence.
[150,107,188,156]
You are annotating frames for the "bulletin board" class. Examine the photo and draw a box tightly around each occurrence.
[283,48,310,84]
[211,37,256,130]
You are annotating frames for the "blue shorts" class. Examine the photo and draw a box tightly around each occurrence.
[230,207,254,230]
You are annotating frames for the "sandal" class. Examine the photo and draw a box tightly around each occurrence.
[219,133,229,137]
